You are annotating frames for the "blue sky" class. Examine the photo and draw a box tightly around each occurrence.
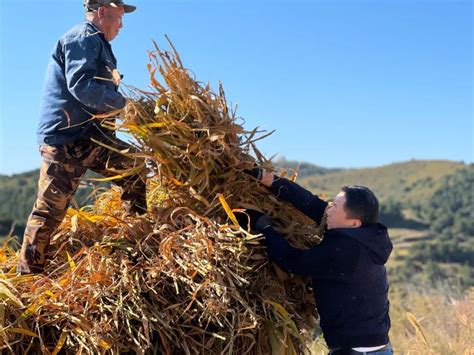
[0,0,472,175]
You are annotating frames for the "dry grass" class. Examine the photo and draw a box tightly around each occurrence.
[389,285,474,355]
[308,285,474,355]
[0,39,324,354]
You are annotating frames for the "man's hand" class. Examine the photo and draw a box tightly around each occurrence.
[236,209,272,233]
[244,167,274,187]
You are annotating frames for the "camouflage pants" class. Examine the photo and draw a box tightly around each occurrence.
[18,138,147,273]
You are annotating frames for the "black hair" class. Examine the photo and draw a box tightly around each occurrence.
[341,185,379,225]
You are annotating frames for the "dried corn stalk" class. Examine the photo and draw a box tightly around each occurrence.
[0,38,325,354]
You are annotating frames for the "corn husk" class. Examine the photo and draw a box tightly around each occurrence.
[0,38,326,354]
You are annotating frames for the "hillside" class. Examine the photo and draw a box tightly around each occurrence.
[273,157,343,178]
[294,160,473,289]
[2,160,472,290]
[0,170,40,232]
[0,169,107,236]
[298,159,467,206]
[1,161,472,352]
[0,159,467,237]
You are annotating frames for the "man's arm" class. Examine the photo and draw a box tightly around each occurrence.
[64,37,126,112]
[268,175,328,225]
[260,226,360,279]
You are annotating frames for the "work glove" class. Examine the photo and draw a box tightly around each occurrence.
[235,209,272,233]
[244,166,275,188]
[243,166,263,180]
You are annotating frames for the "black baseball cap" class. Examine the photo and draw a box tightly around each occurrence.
[84,0,136,13]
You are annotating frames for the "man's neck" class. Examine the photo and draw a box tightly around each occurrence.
[85,15,103,33]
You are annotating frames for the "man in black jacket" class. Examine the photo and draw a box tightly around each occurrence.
[243,169,394,355]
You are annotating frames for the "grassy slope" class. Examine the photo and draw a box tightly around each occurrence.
[0,170,40,222]
[0,169,106,236]
[295,160,471,291]
[273,157,343,178]
[297,159,466,205]
[0,159,466,233]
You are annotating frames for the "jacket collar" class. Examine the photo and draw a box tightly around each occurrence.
[325,223,393,265]
[84,20,107,42]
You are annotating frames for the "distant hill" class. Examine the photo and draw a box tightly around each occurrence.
[274,157,343,178]
[392,164,474,290]
[0,169,40,229]
[1,159,472,289]
[1,159,465,235]
[0,169,106,236]
[298,159,467,206]
[0,156,340,232]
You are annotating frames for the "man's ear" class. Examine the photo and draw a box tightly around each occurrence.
[351,219,362,228]
[97,6,106,19]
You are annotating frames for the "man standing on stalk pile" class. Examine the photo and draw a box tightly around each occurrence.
[17,0,147,274]
[240,168,394,355]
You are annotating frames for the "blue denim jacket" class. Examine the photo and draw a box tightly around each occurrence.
[37,21,126,145]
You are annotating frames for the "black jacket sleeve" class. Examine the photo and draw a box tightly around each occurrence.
[268,177,328,225]
[262,227,360,280]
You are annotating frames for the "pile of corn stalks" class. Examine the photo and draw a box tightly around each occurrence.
[0,39,325,354]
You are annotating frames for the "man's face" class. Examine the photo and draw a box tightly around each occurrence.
[99,6,124,41]
[326,191,361,230]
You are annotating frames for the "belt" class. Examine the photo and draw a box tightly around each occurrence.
[329,342,392,355]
